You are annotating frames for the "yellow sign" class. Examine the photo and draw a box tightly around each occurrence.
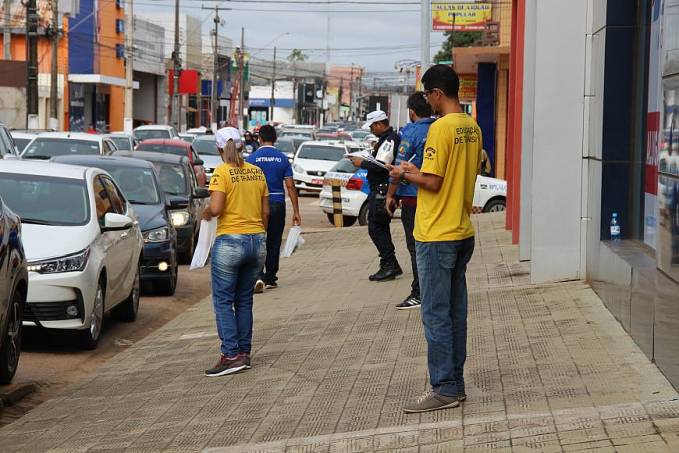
[432,3,492,31]
[458,74,477,100]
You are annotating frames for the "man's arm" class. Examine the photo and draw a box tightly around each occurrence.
[284,177,302,226]
[388,162,443,193]
[385,181,399,216]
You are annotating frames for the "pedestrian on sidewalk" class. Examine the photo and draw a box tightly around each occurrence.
[350,110,402,282]
[385,92,435,310]
[246,124,302,292]
[202,127,270,377]
[389,65,482,413]
[244,131,260,155]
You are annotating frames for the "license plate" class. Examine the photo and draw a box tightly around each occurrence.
[312,179,324,185]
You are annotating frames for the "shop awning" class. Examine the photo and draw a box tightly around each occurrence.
[249,98,295,108]
[68,74,140,89]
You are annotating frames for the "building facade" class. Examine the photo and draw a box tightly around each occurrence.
[506,0,679,389]
[132,17,166,126]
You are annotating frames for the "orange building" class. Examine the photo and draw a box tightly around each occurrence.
[327,65,364,122]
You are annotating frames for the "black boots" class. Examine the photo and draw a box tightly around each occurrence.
[369,261,403,282]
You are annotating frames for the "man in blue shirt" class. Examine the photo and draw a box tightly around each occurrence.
[246,125,301,292]
[386,92,434,309]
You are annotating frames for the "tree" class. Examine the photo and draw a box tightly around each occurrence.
[287,49,308,62]
[434,31,483,63]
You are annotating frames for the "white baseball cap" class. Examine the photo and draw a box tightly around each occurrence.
[215,126,242,149]
[362,110,389,130]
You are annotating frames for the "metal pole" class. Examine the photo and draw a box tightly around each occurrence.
[269,46,276,122]
[451,13,456,69]
[3,0,10,59]
[173,0,181,131]
[238,27,244,130]
[49,0,59,130]
[420,0,430,71]
[211,5,219,130]
[123,0,134,132]
[26,0,39,129]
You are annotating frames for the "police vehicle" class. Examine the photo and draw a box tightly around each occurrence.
[319,158,507,226]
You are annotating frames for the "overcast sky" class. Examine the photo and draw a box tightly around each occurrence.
[135,0,446,72]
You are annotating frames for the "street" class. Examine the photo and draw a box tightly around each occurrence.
[0,194,329,427]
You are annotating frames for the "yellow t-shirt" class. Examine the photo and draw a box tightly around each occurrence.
[208,162,269,235]
[414,113,482,242]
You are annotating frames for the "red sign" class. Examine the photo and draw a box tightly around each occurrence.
[645,111,659,195]
[168,70,200,95]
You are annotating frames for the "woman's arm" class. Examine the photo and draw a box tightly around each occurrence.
[261,195,270,228]
[202,191,226,220]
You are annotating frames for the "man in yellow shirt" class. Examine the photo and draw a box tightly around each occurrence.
[389,65,482,413]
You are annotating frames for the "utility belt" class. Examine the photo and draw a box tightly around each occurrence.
[369,183,390,196]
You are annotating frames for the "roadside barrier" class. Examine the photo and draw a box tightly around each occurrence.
[331,179,344,228]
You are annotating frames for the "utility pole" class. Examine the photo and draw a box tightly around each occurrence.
[26,0,39,129]
[202,5,229,130]
[269,46,276,122]
[123,0,134,132]
[49,0,59,130]
[420,0,430,71]
[238,27,245,129]
[349,64,354,121]
[337,76,343,121]
[172,0,181,131]
[3,0,11,59]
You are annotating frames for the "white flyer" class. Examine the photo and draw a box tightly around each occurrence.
[190,219,217,270]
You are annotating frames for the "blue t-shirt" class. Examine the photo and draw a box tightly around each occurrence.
[246,146,292,203]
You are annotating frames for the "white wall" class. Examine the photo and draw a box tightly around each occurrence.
[529,0,588,282]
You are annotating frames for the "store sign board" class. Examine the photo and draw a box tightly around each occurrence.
[459,73,477,100]
[432,3,492,32]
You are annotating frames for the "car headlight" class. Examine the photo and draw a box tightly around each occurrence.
[27,247,90,274]
[143,226,169,243]
[170,210,190,227]
[293,163,306,174]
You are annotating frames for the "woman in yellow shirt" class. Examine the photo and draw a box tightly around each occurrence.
[202,127,269,377]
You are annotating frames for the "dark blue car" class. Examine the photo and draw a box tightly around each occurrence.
[53,155,179,295]
[0,194,27,383]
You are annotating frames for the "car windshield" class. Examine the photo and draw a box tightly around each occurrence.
[22,138,100,159]
[0,173,89,226]
[297,145,345,161]
[317,135,337,142]
[13,138,32,152]
[192,138,219,155]
[330,158,358,174]
[136,143,187,157]
[135,129,171,141]
[351,131,369,140]
[275,140,296,155]
[152,162,188,196]
[109,136,132,151]
[106,167,161,204]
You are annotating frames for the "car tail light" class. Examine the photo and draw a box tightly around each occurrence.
[345,177,363,191]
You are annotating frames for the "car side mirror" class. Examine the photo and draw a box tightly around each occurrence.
[102,212,133,232]
[193,187,209,199]
[193,158,204,166]
[167,195,189,209]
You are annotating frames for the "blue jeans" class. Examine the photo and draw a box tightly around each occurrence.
[211,233,266,357]
[416,237,475,397]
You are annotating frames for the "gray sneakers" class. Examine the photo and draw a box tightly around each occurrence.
[403,390,462,413]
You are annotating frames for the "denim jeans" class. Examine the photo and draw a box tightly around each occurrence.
[400,203,419,298]
[261,201,286,283]
[416,237,475,397]
[211,233,266,357]
[368,187,396,264]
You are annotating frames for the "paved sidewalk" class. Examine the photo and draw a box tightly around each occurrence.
[2,213,679,452]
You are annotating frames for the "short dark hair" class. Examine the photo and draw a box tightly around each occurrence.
[258,124,277,143]
[421,64,460,99]
[407,92,432,118]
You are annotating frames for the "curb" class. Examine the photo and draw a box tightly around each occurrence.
[0,382,37,407]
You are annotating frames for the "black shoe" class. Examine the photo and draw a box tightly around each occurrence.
[264,281,278,289]
[372,265,401,282]
[205,355,247,377]
[396,295,421,310]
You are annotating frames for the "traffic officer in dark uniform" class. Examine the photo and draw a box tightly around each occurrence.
[350,110,402,281]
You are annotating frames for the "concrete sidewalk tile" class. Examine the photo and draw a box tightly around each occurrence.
[561,439,613,451]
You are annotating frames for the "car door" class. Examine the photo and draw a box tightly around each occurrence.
[0,204,8,329]
[190,146,207,186]
[100,175,137,305]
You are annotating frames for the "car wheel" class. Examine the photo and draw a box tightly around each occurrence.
[325,213,358,227]
[156,262,178,296]
[358,203,369,226]
[0,285,23,384]
[483,198,506,213]
[113,264,141,322]
[79,280,105,350]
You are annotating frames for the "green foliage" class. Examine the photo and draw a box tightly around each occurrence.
[287,49,308,62]
[434,31,483,63]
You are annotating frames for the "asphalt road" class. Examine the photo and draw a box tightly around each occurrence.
[0,194,333,426]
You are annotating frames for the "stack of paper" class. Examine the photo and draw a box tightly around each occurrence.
[345,150,389,169]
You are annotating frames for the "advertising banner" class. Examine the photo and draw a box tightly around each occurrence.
[459,74,478,100]
[432,3,492,31]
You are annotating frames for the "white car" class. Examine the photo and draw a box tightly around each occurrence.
[133,125,179,142]
[107,132,137,151]
[21,132,119,160]
[0,160,144,349]
[292,141,363,193]
[191,135,221,183]
[319,158,508,226]
[9,131,39,154]
[178,133,197,144]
